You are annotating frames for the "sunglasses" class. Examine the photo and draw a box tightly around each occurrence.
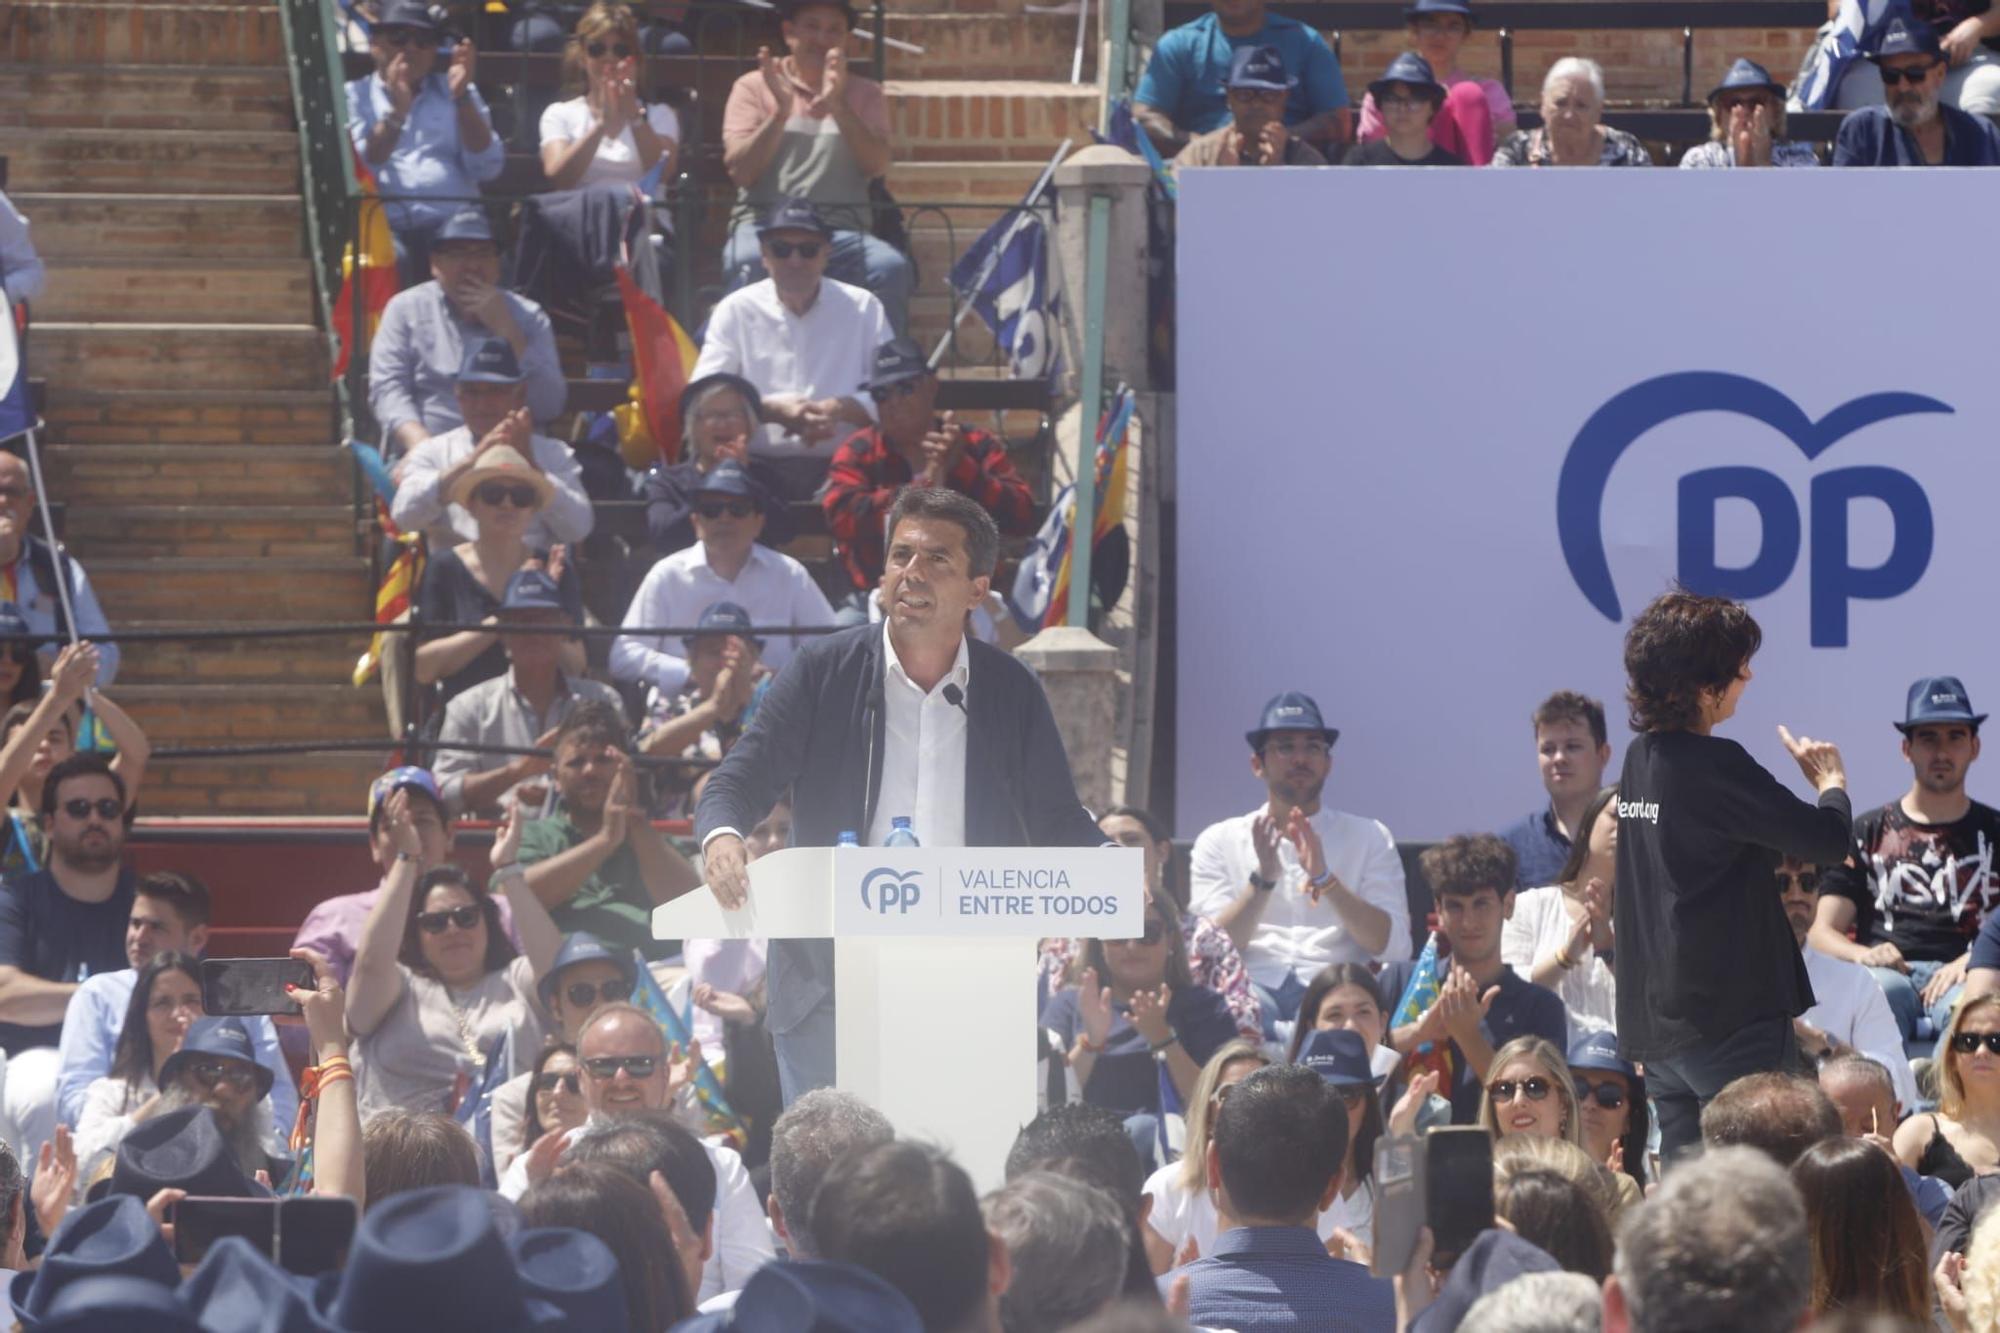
[583,1055,658,1080]
[766,240,822,260]
[416,905,483,934]
[696,500,756,520]
[1487,1076,1554,1104]
[1574,1077,1627,1110]
[473,483,539,509]
[185,1059,259,1092]
[378,27,441,48]
[1952,1031,2000,1056]
[1880,62,1941,86]
[1378,94,1431,110]
[586,40,634,57]
[562,977,634,1009]
[875,379,923,400]
[1775,868,1820,893]
[62,797,122,822]
[535,1070,582,1095]
[0,643,29,665]
[1115,918,1168,947]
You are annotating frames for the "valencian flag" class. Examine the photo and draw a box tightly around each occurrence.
[348,442,423,687]
[1389,932,1455,1092]
[1008,387,1134,630]
[630,952,749,1150]
[331,154,400,380]
[614,263,698,469]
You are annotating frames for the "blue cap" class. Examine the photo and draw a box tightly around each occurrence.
[693,461,760,500]
[511,1229,629,1333]
[1297,1028,1383,1088]
[536,932,640,1010]
[1404,0,1475,18]
[670,1259,924,1333]
[435,208,496,246]
[457,336,525,385]
[1566,1029,1637,1079]
[1869,14,1943,61]
[863,337,932,394]
[11,1196,183,1330]
[1706,56,1785,101]
[1368,51,1444,102]
[160,1018,275,1101]
[757,196,833,239]
[683,601,765,653]
[368,765,442,819]
[1898,675,1986,733]
[1246,691,1339,750]
[376,0,443,30]
[500,568,569,617]
[1226,45,1296,92]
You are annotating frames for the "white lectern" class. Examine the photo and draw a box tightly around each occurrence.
[653,845,1144,1187]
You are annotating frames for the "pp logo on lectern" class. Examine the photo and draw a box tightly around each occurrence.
[860,867,924,914]
[1556,372,1952,647]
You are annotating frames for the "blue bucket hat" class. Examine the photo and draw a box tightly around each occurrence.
[367,765,442,821]
[511,1229,630,1333]
[757,196,833,239]
[1368,51,1445,103]
[109,1106,267,1203]
[434,209,496,247]
[1246,691,1339,751]
[1297,1028,1384,1088]
[317,1187,539,1333]
[1404,0,1475,19]
[693,461,760,500]
[1706,56,1785,101]
[40,1276,202,1333]
[1566,1029,1637,1079]
[178,1237,328,1333]
[671,1259,925,1333]
[1898,676,1986,733]
[1226,45,1296,92]
[684,600,765,654]
[456,336,525,385]
[11,1195,182,1330]
[536,931,640,1010]
[499,568,569,618]
[863,337,933,395]
[159,1017,276,1101]
[1870,14,1944,61]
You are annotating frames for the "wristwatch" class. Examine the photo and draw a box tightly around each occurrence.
[1248,872,1277,893]
[1150,1032,1181,1061]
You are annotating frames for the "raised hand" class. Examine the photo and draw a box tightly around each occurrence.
[599,750,635,845]
[1778,725,1846,793]
[1250,811,1283,883]
[1128,983,1174,1047]
[692,982,757,1025]
[32,1126,77,1240]
[1287,807,1330,896]
[810,45,848,115]
[386,52,417,115]
[1257,118,1288,165]
[1219,128,1244,166]
[49,641,98,703]
[524,1126,568,1185]
[490,798,526,869]
[447,40,477,101]
[384,788,424,860]
[1389,1068,1440,1135]
[286,947,349,1059]
[756,46,792,110]
[1077,966,1114,1049]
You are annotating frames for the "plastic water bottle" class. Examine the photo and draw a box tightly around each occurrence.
[885,817,921,848]
[837,831,859,847]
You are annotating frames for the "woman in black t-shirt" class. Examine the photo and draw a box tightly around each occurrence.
[1344,53,1466,167]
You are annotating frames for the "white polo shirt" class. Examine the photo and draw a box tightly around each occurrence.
[690,276,889,457]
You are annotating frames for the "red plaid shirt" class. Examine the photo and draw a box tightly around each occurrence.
[822,424,1037,592]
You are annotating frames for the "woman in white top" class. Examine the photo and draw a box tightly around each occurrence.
[1139,1037,1270,1274]
[348,795,563,1117]
[74,952,203,1183]
[539,2,681,193]
[1501,785,1619,1034]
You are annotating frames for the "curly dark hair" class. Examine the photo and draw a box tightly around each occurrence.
[1419,833,1518,903]
[1623,588,1761,734]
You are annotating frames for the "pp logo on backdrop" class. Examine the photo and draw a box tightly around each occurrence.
[1557,372,1951,647]
[860,867,923,915]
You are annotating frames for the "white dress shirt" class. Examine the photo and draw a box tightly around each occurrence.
[689,277,888,457]
[1803,943,1920,1110]
[866,622,969,848]
[1188,806,1411,987]
[389,425,594,551]
[610,542,835,696]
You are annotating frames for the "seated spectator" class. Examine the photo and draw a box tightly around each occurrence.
[1294,1028,1386,1254]
[1287,966,1415,1097]
[513,0,693,55]
[1176,1064,1394,1332]
[1172,47,1330,173]
[1499,691,1612,891]
[692,200,888,498]
[1002,1101,1159,1308]
[521,1159,695,1329]
[368,209,566,458]
[1894,994,2000,1187]
[823,338,1036,620]
[389,337,593,553]
[414,451,587,709]
[431,569,624,819]
[1141,1039,1270,1272]
[0,641,146,877]
[539,3,681,193]
[1344,53,1466,167]
[1489,1156,1614,1280]
[640,373,795,557]
[1039,895,1242,1167]
[719,1,911,332]
[488,931,637,1172]
[78,1016,282,1191]
[1567,1031,1650,1193]
[56,871,294,1134]
[345,4,504,282]
[346,798,562,1116]
[1478,1035,1585,1150]
[1681,59,1822,167]
[1492,58,1652,166]
[1791,1137,1933,1323]
[612,462,834,699]
[766,1088,896,1262]
[511,1039,585,1175]
[1817,1052,1949,1225]
[515,703,701,957]
[1189,692,1409,1027]
[71,951,200,1183]
[1781,856,1920,1108]
[1501,785,1617,1035]
[1133,0,1350,154]
[0,189,45,305]
[0,607,40,713]
[1042,806,1261,1041]
[1834,17,2000,164]
[1381,835,1568,1124]
[635,602,769,817]
[1835,0,2000,115]
[1701,1071,1843,1168]
[359,1110,482,1210]
[984,1172,1130,1333]
[1602,1146,1809,1333]
[1353,0,1512,164]
[0,460,118,684]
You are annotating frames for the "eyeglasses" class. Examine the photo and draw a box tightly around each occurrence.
[185,1059,259,1092]
[585,40,634,57]
[875,379,924,400]
[583,1055,659,1080]
[765,240,822,260]
[1775,868,1820,893]
[0,643,29,665]
[1880,62,1942,86]
[416,905,483,934]
[562,977,634,1009]
[696,500,756,520]
[1379,94,1430,110]
[1952,1031,2000,1056]
[378,27,441,48]
[62,797,122,822]
[1486,1076,1554,1104]
[473,483,539,509]
[1715,94,1773,114]
[535,1070,582,1095]
[1574,1078,1627,1110]
[1263,739,1330,760]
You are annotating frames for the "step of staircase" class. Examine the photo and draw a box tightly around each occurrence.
[43,445,350,506]
[29,324,328,393]
[105,620,369,685]
[33,257,315,324]
[63,504,356,559]
[88,556,371,622]
[117,683,384,745]
[11,194,305,261]
[0,3,284,67]
[874,14,1095,81]
[43,391,336,446]
[0,64,293,131]
[885,81,1095,162]
[6,129,299,194]
[144,752,391,818]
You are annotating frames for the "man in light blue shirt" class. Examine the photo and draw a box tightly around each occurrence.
[344,0,505,280]
[1134,0,1350,153]
[55,872,296,1134]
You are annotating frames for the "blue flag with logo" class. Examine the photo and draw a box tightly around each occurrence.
[0,294,31,445]
[1791,0,1912,108]
[948,205,1061,381]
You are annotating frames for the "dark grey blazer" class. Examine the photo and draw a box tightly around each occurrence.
[696,624,1104,1033]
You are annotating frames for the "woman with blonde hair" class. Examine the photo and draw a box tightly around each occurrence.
[1894,994,2000,1189]
[1478,1036,1584,1147]
[1492,1134,1630,1220]
[540,2,681,192]
[1139,1038,1269,1273]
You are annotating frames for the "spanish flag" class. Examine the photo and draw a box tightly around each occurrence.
[614,263,698,470]
[331,155,400,380]
[352,500,424,688]
[1042,388,1134,628]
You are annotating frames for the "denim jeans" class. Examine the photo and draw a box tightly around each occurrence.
[1645,1017,1797,1166]
[773,1001,837,1108]
[1869,960,1962,1058]
[721,221,913,336]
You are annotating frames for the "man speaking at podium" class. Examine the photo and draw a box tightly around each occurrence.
[697,488,1106,1104]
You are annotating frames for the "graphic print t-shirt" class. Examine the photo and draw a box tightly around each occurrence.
[1824,801,2000,962]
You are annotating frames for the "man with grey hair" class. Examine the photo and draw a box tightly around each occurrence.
[982,1171,1129,1333]
[768,1088,895,1259]
[1461,1273,1601,1333]
[1602,1146,1808,1333]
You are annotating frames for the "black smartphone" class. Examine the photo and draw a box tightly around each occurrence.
[201,958,311,1017]
[1424,1126,1496,1269]
[172,1197,276,1265]
[278,1196,360,1276]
